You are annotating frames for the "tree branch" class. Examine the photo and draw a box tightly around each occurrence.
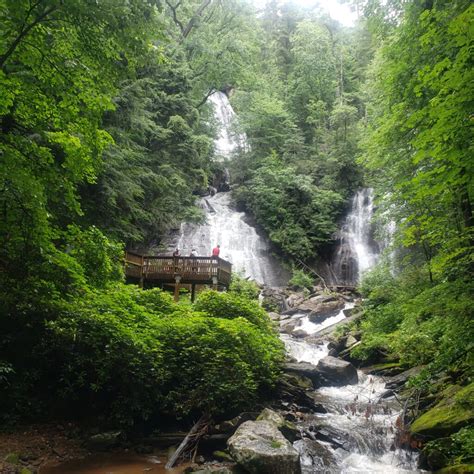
[165,0,184,34]
[0,3,60,70]
[196,88,216,109]
[181,0,213,40]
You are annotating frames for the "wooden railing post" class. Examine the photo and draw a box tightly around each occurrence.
[174,275,181,302]
[139,254,145,288]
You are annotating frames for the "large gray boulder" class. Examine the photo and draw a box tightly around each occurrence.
[306,301,345,323]
[283,362,322,387]
[296,295,341,313]
[316,356,358,386]
[227,420,301,474]
[257,408,299,443]
[286,292,306,308]
[279,319,300,334]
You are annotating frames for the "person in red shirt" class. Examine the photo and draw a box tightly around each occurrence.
[212,245,220,258]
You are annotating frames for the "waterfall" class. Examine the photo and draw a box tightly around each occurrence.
[164,91,288,287]
[208,91,247,159]
[332,188,380,285]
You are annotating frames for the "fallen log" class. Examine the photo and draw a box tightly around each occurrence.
[165,414,211,468]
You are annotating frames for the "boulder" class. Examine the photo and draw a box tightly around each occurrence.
[410,383,474,438]
[86,431,123,451]
[283,362,322,387]
[293,439,337,472]
[276,374,327,413]
[227,420,301,474]
[384,366,423,390]
[261,287,289,313]
[316,356,358,386]
[281,307,303,316]
[291,328,309,339]
[268,312,281,322]
[300,300,344,319]
[257,408,299,443]
[258,408,285,426]
[344,335,358,349]
[343,307,354,317]
[279,319,300,334]
[286,292,306,308]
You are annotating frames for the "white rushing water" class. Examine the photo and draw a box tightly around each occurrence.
[332,188,380,285]
[208,91,247,158]
[177,192,284,285]
[284,305,421,473]
[281,187,421,472]
[165,91,287,286]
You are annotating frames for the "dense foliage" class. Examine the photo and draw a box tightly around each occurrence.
[348,2,473,470]
[1,4,472,467]
[228,3,374,260]
[1,284,284,425]
[0,0,286,427]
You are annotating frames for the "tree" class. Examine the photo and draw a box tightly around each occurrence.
[361,1,474,280]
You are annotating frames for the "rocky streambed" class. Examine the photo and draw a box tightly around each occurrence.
[179,286,425,473]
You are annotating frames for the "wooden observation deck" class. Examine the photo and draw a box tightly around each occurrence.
[124,251,232,301]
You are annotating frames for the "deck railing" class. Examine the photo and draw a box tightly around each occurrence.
[124,251,232,287]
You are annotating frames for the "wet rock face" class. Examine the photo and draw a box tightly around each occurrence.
[294,438,337,474]
[316,356,358,386]
[296,296,343,314]
[283,362,322,387]
[227,420,301,474]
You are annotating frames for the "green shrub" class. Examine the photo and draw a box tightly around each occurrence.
[229,274,261,300]
[154,314,284,416]
[1,284,284,425]
[131,287,175,314]
[424,426,474,468]
[289,269,314,290]
[355,265,473,374]
[194,290,272,332]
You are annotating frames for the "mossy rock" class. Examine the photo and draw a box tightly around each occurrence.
[281,373,313,390]
[4,452,19,464]
[411,383,474,438]
[19,468,33,474]
[365,361,403,376]
[213,450,234,462]
[436,464,474,473]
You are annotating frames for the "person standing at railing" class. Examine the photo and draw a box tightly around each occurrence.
[190,248,198,273]
[173,248,181,273]
[212,245,220,259]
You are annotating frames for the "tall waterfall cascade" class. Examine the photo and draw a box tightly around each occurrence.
[165,91,287,287]
[331,188,380,285]
[208,91,247,158]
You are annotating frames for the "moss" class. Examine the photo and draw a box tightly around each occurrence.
[436,464,474,473]
[213,450,234,462]
[4,453,19,464]
[270,440,283,449]
[19,469,33,474]
[411,383,474,438]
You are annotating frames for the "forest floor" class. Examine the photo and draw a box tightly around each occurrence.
[0,422,88,473]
